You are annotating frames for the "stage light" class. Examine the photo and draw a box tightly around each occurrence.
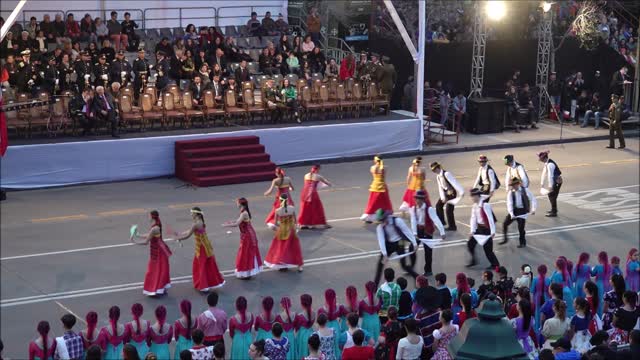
[542,2,553,13]
[485,1,506,21]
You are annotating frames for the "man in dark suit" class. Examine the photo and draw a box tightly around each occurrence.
[189,75,207,105]
[210,74,224,103]
[93,85,120,137]
[610,66,628,96]
[209,48,227,75]
[235,59,250,84]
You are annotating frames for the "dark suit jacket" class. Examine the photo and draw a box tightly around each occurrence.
[209,81,224,98]
[189,82,208,101]
[209,55,227,72]
[235,67,250,84]
[92,93,116,113]
[610,71,626,96]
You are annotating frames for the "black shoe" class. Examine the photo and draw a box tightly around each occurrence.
[446,226,457,232]
[111,133,120,138]
[545,212,558,217]
[618,146,625,149]
[466,260,477,268]
[499,238,508,245]
[606,146,615,149]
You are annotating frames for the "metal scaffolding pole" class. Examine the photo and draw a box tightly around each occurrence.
[536,10,553,120]
[469,4,487,98]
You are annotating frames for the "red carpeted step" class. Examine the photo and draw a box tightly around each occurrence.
[193,162,276,177]
[176,135,260,150]
[188,153,271,168]
[194,170,275,187]
[184,144,266,158]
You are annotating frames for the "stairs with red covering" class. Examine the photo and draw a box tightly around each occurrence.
[175,136,276,187]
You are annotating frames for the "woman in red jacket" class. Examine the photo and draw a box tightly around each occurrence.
[339,53,355,81]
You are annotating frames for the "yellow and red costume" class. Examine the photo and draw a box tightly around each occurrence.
[399,166,428,212]
[360,159,393,222]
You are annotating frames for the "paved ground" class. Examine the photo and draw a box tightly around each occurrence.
[1,139,639,358]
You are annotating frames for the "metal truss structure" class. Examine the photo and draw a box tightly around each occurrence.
[469,5,487,98]
[536,10,553,120]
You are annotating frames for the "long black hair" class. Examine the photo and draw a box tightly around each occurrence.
[238,198,252,219]
[191,206,205,226]
[519,299,532,331]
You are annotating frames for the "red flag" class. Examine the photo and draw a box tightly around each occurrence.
[0,99,7,157]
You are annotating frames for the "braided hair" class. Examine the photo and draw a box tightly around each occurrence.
[262,296,274,322]
[280,297,292,323]
[131,303,144,335]
[37,321,50,357]
[236,296,248,324]
[191,207,205,226]
[300,294,313,327]
[109,306,121,337]
[345,286,358,313]
[86,311,98,341]
[179,300,193,340]
[155,305,167,333]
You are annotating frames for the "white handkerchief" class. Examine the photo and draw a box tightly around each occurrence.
[447,197,461,206]
[419,238,443,249]
[473,234,492,246]
[540,187,550,196]
[319,182,329,189]
[388,251,415,261]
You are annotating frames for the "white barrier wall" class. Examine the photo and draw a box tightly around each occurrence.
[1,0,288,29]
[0,118,422,189]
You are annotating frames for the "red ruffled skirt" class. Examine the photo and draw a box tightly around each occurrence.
[298,191,327,226]
[236,221,263,278]
[193,246,225,291]
[264,227,303,269]
[361,189,393,221]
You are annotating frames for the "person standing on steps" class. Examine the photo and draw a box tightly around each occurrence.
[538,151,562,217]
[430,162,464,232]
[473,155,500,204]
[466,188,500,271]
[409,190,446,277]
[500,178,536,248]
[503,155,529,190]
[606,94,626,150]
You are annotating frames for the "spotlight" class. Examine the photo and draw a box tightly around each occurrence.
[542,2,552,13]
[485,1,506,21]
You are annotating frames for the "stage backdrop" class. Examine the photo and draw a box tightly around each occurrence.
[0,118,421,189]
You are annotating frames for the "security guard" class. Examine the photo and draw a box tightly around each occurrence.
[93,54,111,87]
[74,50,93,91]
[606,94,626,150]
[155,50,170,91]
[109,50,132,87]
[132,49,151,101]
[42,55,61,95]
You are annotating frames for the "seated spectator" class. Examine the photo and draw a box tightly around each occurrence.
[339,53,355,81]
[292,36,303,55]
[247,12,262,37]
[17,31,34,53]
[280,78,300,122]
[39,14,55,43]
[181,51,195,80]
[206,27,224,47]
[65,13,81,40]
[308,47,325,74]
[272,53,289,76]
[286,52,300,75]
[518,83,537,128]
[235,60,250,83]
[93,85,120,138]
[210,74,224,102]
[258,48,275,75]
[194,49,208,72]
[325,58,338,79]
[209,36,223,54]
[615,329,640,359]
[155,38,174,59]
[301,35,315,54]
[264,322,290,360]
[262,12,276,36]
[53,14,68,44]
[342,329,374,360]
[94,17,108,43]
[275,13,289,35]
[107,12,127,51]
[121,12,139,51]
[197,64,211,87]
[184,39,197,57]
[581,92,605,128]
[189,329,214,360]
[189,75,207,105]
[505,85,521,133]
[548,338,581,360]
[184,24,199,42]
[26,16,39,39]
[70,88,96,136]
[575,90,590,124]
[80,14,97,43]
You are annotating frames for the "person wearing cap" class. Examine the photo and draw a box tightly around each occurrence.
[42,55,60,94]
[606,94,626,149]
[430,161,464,231]
[263,193,304,272]
[17,49,39,93]
[93,54,110,87]
[466,188,500,270]
[413,286,443,349]
[409,190,445,277]
[109,50,132,87]
[473,155,500,202]
[538,150,562,217]
[73,50,93,92]
[504,154,529,190]
[548,338,581,360]
[373,209,418,285]
[361,155,394,223]
[501,177,536,248]
[133,49,151,101]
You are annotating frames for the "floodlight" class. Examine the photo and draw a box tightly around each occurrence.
[542,2,553,13]
[485,1,506,21]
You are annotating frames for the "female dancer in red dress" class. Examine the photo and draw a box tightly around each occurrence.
[399,156,429,212]
[298,165,333,229]
[130,210,171,296]
[79,311,105,354]
[264,168,295,229]
[28,321,56,360]
[176,207,225,292]
[223,198,263,279]
[264,194,304,272]
[361,155,394,222]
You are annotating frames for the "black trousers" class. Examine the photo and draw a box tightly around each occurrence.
[98,110,119,135]
[436,199,456,229]
[467,227,500,267]
[374,240,418,286]
[609,121,626,148]
[409,227,433,274]
[548,182,562,214]
[76,114,95,134]
[503,209,527,246]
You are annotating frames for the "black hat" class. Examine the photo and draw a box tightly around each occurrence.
[80,50,89,56]
[550,338,571,350]
[429,161,441,170]
[414,286,442,312]
[414,190,426,199]
[138,48,145,53]
[370,52,380,58]
[503,154,513,164]
[157,50,166,57]
[590,330,609,346]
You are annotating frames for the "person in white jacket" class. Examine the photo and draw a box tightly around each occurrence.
[501,177,537,248]
[466,188,500,270]
[430,162,464,231]
[538,150,563,217]
[503,154,530,190]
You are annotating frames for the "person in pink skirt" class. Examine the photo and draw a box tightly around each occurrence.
[223,198,263,279]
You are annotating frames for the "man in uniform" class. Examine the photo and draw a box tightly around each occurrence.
[380,56,397,97]
[42,55,61,95]
[356,51,369,83]
[132,49,151,101]
[606,94,626,150]
[93,54,110,88]
[155,51,170,92]
[17,49,38,93]
[74,50,93,92]
[109,50,132,87]
[263,78,282,123]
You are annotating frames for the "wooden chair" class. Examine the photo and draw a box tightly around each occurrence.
[202,90,225,126]
[119,94,144,131]
[4,100,29,138]
[167,85,184,110]
[350,83,365,118]
[60,90,75,135]
[336,84,354,119]
[243,88,265,124]
[241,81,254,92]
[162,92,185,128]
[224,89,247,125]
[16,93,32,136]
[29,92,52,137]
[368,82,390,115]
[312,79,322,101]
[328,77,339,97]
[272,74,283,87]
[296,79,307,98]
[320,85,337,120]
[181,91,205,128]
[301,86,322,121]
[49,98,67,136]
[141,93,164,129]
[143,86,163,111]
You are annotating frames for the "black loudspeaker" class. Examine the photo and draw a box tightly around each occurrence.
[467,97,506,134]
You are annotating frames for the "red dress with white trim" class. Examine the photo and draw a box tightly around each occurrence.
[298,178,327,227]
[191,226,225,291]
[264,213,304,269]
[235,219,263,278]
[361,167,393,222]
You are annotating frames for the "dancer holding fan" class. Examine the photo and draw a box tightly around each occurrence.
[264,194,304,272]
[298,165,333,229]
[223,198,263,280]
[176,207,225,292]
[399,156,427,212]
[264,167,295,229]
[361,155,394,223]
[130,210,172,297]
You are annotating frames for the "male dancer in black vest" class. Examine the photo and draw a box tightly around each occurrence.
[467,188,500,271]
[538,150,562,217]
[501,177,537,247]
[374,209,418,285]
[430,161,464,232]
[409,190,446,277]
[473,155,500,202]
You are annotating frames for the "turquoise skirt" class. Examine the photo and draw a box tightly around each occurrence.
[104,343,124,360]
[129,339,149,359]
[231,331,254,360]
[361,312,381,344]
[295,326,314,359]
[338,315,348,333]
[327,319,342,360]
[148,342,170,360]
[256,328,271,342]
[283,329,296,360]
[174,335,193,360]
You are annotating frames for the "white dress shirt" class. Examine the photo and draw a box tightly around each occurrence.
[376,217,417,256]
[473,165,498,193]
[470,202,496,235]
[409,203,445,237]
[436,170,464,205]
[505,163,529,189]
[540,160,558,190]
[506,187,537,219]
